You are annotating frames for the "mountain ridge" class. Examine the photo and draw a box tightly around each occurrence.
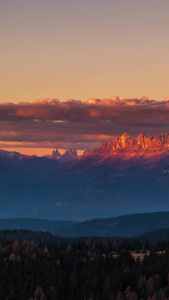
[2,132,169,169]
[1,133,169,220]
[66,133,169,171]
[91,132,169,153]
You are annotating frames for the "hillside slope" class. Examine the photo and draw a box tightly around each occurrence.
[59,212,169,237]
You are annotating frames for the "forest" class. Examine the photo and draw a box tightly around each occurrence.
[1,232,169,299]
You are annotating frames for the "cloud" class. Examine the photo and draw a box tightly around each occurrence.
[0,97,169,150]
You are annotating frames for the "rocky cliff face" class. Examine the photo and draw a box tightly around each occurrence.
[137,133,169,150]
[90,133,169,156]
[71,133,169,170]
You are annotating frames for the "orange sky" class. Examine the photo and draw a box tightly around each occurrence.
[1,1,169,104]
[1,1,169,155]
[0,147,84,157]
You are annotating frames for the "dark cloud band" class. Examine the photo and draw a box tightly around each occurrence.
[0,97,169,149]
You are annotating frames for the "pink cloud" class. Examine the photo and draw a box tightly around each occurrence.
[0,97,169,149]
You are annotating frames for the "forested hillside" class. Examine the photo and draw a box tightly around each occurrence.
[1,234,169,299]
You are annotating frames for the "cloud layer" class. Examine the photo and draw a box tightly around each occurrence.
[1,97,169,151]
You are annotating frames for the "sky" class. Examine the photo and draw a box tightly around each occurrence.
[1,0,169,155]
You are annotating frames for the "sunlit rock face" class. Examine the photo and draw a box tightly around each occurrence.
[137,133,169,150]
[90,133,169,154]
[69,133,169,170]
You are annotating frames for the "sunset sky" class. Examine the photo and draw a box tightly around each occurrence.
[1,0,169,155]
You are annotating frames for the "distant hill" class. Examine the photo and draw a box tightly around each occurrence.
[58,212,169,237]
[2,213,169,238]
[0,218,78,235]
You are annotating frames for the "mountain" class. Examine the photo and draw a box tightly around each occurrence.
[0,151,61,175]
[59,149,78,163]
[46,149,78,163]
[81,149,91,157]
[46,149,62,159]
[67,133,169,171]
[3,132,169,172]
[0,149,25,160]
[2,133,169,220]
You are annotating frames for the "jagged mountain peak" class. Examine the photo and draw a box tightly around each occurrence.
[65,149,78,157]
[46,148,78,163]
[67,133,169,171]
[91,133,169,155]
[51,149,61,159]
[58,149,78,163]
[82,149,91,157]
